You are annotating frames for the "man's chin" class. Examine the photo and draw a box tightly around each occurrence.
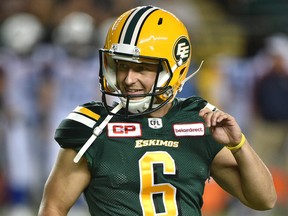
[129,97,145,101]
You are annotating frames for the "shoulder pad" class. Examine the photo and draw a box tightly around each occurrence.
[54,101,106,148]
[176,96,207,111]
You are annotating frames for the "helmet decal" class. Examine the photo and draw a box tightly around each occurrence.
[119,6,158,45]
[173,36,191,63]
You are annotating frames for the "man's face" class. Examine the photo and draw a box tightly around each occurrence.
[116,60,158,100]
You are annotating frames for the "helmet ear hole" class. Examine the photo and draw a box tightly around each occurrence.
[179,68,186,76]
[176,68,186,93]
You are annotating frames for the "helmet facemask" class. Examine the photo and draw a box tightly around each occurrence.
[99,46,174,118]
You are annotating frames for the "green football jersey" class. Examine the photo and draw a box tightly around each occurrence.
[55,96,223,216]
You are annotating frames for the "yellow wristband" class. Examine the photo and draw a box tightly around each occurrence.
[226,133,246,151]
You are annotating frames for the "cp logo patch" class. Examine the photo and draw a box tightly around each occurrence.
[107,123,142,137]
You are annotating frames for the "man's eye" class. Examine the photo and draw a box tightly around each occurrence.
[137,65,154,72]
[136,66,145,71]
[118,63,129,70]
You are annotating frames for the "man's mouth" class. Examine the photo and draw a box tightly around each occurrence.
[125,88,145,99]
[126,89,144,95]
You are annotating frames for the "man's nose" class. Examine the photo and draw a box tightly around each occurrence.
[124,69,138,85]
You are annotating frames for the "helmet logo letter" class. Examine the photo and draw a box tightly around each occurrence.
[177,42,190,58]
[174,37,190,63]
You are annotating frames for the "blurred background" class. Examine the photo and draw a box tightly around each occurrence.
[0,0,287,215]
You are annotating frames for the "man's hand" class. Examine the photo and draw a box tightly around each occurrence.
[199,106,242,147]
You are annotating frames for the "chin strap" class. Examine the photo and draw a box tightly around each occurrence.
[178,60,204,92]
[73,103,123,163]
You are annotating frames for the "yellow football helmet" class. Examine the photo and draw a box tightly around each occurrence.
[99,5,192,117]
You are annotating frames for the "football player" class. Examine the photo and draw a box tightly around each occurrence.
[38,5,276,216]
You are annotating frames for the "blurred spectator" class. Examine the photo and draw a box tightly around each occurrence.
[0,66,9,207]
[254,34,288,122]
[45,11,101,175]
[247,34,288,214]
[0,12,48,215]
[250,34,288,169]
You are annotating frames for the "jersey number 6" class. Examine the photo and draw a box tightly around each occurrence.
[139,151,178,216]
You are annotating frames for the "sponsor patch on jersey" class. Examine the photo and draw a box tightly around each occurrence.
[173,123,204,136]
[148,118,163,129]
[107,123,142,137]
